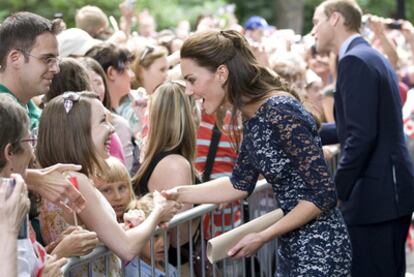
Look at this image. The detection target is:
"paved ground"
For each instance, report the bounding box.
[407,249,414,276]
[407,224,414,276]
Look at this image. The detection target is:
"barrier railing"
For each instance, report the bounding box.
[63,180,278,277]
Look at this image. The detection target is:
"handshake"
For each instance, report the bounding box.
[123,190,183,229]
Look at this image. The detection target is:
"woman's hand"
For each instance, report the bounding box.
[124,209,146,228]
[152,190,181,228]
[42,255,67,277]
[0,174,30,235]
[51,227,99,258]
[227,233,266,259]
[26,164,86,213]
[160,187,179,201]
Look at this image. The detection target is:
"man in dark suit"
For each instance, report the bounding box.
[312,1,414,276]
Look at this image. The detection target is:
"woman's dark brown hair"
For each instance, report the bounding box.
[46,57,92,103]
[79,56,112,110]
[180,29,304,148]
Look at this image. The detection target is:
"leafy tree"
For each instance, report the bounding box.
[0,0,226,32]
[1,0,414,35]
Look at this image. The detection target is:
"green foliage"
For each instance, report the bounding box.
[137,0,226,30]
[0,0,226,32]
[0,0,118,27]
[1,0,414,35]
[233,0,275,27]
[303,0,414,34]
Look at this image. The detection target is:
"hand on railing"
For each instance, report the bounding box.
[42,254,67,277]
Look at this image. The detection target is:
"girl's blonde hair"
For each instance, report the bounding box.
[132,45,168,88]
[135,193,154,218]
[100,157,136,211]
[132,82,198,194]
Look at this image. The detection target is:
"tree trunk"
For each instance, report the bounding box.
[274,0,306,34]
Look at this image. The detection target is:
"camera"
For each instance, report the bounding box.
[386,21,402,30]
[0,177,28,239]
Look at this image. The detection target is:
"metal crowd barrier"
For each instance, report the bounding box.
[63,180,278,277]
[62,149,341,277]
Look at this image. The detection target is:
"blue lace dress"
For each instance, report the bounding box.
[230,96,352,276]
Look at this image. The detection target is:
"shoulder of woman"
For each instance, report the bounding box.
[149,154,192,190]
[156,154,191,173]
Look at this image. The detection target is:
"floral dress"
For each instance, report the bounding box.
[230,96,352,276]
[39,189,122,277]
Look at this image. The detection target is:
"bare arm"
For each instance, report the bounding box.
[163,176,248,204]
[118,0,135,38]
[369,15,399,69]
[228,200,322,258]
[322,95,335,123]
[73,172,178,261]
[401,20,414,60]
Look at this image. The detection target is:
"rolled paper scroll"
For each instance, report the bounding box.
[206,208,284,263]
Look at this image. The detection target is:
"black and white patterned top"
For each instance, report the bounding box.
[230,96,352,276]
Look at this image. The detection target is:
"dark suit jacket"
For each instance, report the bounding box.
[325,37,414,225]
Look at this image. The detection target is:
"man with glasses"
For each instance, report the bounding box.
[0,13,86,224]
[0,11,61,130]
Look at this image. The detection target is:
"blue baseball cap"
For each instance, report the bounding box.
[244,16,269,30]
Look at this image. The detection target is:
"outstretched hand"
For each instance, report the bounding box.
[160,187,179,201]
[27,164,86,213]
[153,190,181,228]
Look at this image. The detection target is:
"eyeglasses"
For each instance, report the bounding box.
[63,91,80,114]
[20,133,37,148]
[139,45,155,63]
[18,49,60,68]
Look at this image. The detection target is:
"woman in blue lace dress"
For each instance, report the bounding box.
[163,29,351,276]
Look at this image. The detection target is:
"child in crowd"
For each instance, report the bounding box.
[94,156,136,222]
[125,193,178,277]
[94,157,177,276]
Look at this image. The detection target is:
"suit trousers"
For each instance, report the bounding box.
[348,214,411,277]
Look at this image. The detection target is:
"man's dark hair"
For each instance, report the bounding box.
[0,12,62,72]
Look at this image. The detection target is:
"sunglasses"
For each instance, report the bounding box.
[139,45,155,63]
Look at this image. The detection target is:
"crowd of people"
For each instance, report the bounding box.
[2,0,414,276]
